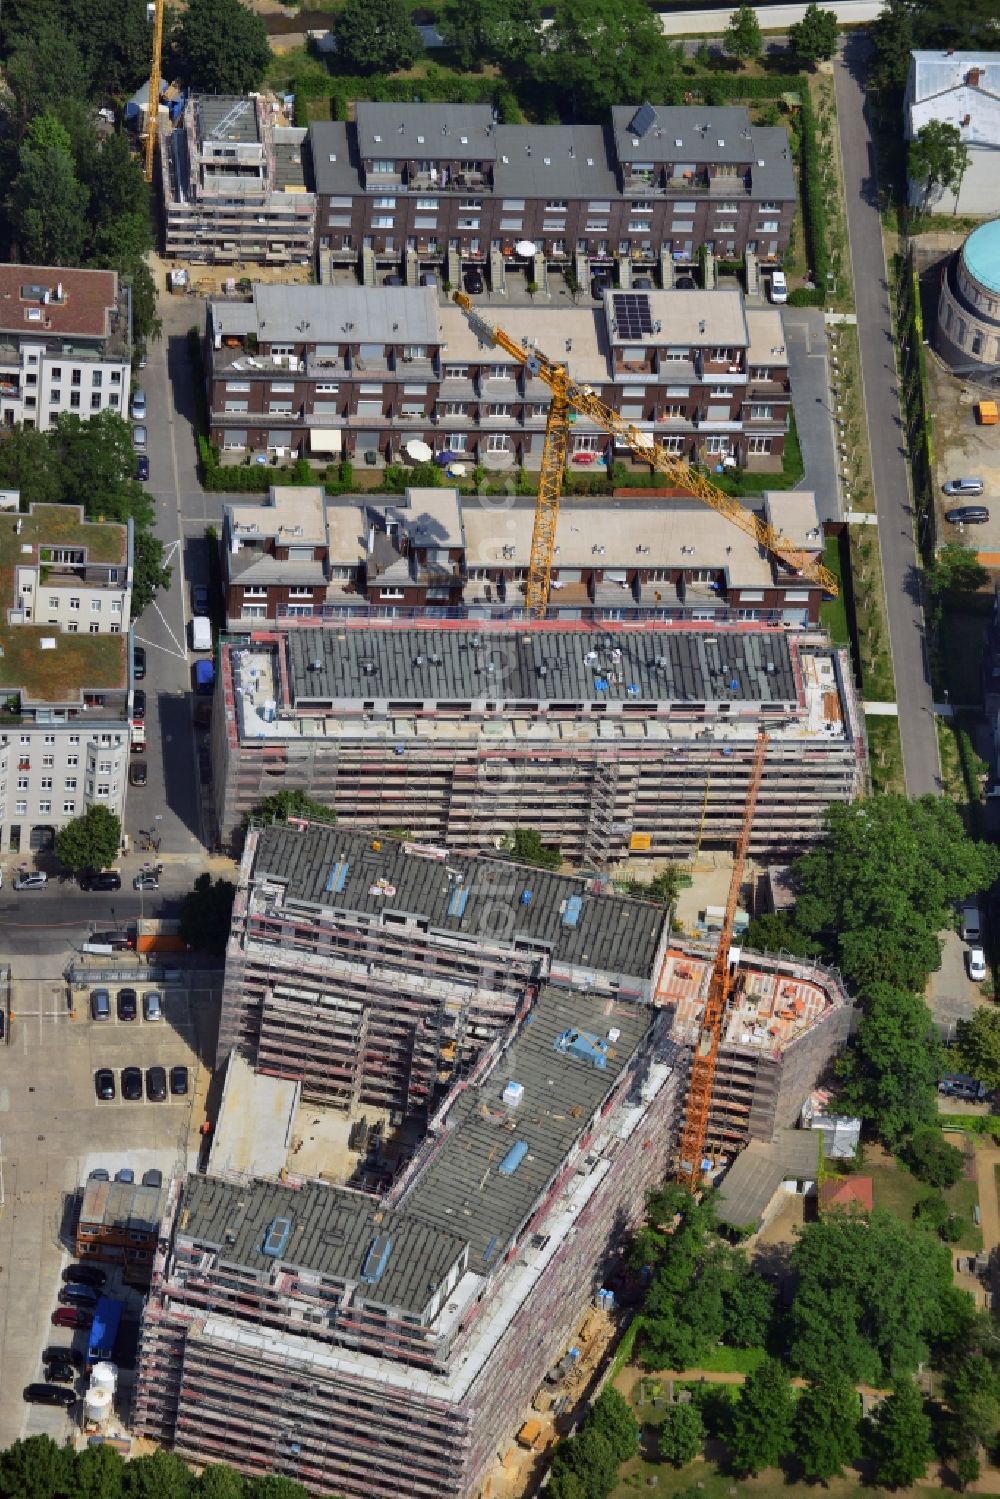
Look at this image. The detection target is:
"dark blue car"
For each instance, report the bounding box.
[136,455,150,481]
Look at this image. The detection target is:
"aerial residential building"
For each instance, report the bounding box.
[161,94,315,265]
[210,621,865,862]
[310,100,795,284]
[206,283,791,471]
[0,499,132,855]
[222,485,825,628]
[0,267,131,432]
[76,1176,168,1280]
[217,820,669,1091]
[905,52,1000,214]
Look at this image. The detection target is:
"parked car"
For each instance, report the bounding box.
[769,270,788,303]
[117,988,137,1022]
[133,870,158,890]
[143,1168,163,1188]
[143,990,163,1022]
[383,274,403,286]
[968,946,987,982]
[943,477,984,496]
[42,1346,84,1370]
[136,454,150,481]
[130,388,146,420]
[14,871,46,889]
[121,1066,143,1101]
[590,272,612,300]
[945,505,990,524]
[90,988,111,1022]
[463,267,484,295]
[146,1065,168,1102]
[115,1168,134,1183]
[94,1067,115,1101]
[132,424,147,450]
[88,1168,109,1181]
[52,1307,92,1329]
[129,762,148,788]
[80,870,122,892]
[133,644,146,681]
[88,930,134,951]
[41,1360,75,1385]
[169,1065,189,1097]
[23,1383,76,1406]
[674,276,697,289]
[419,272,438,287]
[960,900,983,943]
[192,583,210,616]
[132,689,146,721]
[62,1264,107,1289]
[632,276,654,290]
[58,1284,99,1307]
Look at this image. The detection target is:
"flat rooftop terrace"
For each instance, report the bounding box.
[655,947,838,1053]
[248,821,667,979]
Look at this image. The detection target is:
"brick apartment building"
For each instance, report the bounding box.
[206,283,791,472]
[210,621,865,862]
[221,484,825,627]
[310,100,795,283]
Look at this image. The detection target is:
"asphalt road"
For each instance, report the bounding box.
[834,37,941,796]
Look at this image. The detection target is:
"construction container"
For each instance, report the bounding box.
[976,400,998,425]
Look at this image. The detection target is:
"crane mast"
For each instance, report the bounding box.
[675,731,768,1190]
[451,292,838,611]
[143,0,166,184]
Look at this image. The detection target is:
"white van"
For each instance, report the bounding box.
[191,616,212,652]
[961,900,982,943]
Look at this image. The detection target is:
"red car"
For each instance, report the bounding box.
[52,1307,92,1329]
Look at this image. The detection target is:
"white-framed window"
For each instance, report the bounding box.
[415,198,439,210]
[373,196,396,209]
[63,800,76,814]
[270,382,296,395]
[66,756,78,767]
[705,436,730,454]
[42,755,53,768]
[747,436,772,454]
[89,622,100,634]
[760,221,779,232]
[403,345,427,360]
[659,435,684,453]
[38,800,51,814]
[225,401,249,414]
[226,382,251,394]
[444,365,469,379]
[64,778,77,790]
[16,777,27,791]
[97,783,110,798]
[241,605,267,619]
[316,383,340,394]
[664,348,689,362]
[370,159,394,173]
[111,600,121,614]
[373,216,394,229]
[489,366,513,380]
[759,201,779,212]
[69,598,80,611]
[486,433,511,452]
[40,777,52,790]
[48,597,58,609]
[90,599,101,612]
[15,800,26,815]
[749,404,773,420]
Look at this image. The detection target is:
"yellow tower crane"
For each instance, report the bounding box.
[452,292,839,615]
[142,0,166,184]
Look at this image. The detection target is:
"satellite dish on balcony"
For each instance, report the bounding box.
[515,240,537,258]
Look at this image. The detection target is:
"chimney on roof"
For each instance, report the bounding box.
[968,66,981,86]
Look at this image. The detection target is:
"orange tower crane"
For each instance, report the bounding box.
[675,730,768,1191]
[451,292,838,615]
[142,0,166,184]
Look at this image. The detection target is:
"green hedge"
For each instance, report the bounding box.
[788,287,825,307]
[329,70,523,122]
[799,92,830,294]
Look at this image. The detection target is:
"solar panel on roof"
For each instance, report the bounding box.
[612,293,653,340]
[628,102,657,138]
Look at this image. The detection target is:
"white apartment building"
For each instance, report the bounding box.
[0,501,133,855]
[0,267,132,433]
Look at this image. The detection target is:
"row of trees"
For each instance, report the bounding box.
[328,0,839,118]
[0,1438,315,1499]
[0,412,172,617]
[745,796,1000,1148]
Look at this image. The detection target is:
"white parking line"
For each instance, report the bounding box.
[141,597,187,661]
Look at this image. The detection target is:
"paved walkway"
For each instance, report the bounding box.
[975,1144,1000,1262]
[833,36,941,794]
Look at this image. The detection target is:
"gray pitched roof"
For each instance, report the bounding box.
[399,985,653,1267]
[251,822,667,980]
[176,1175,468,1316]
[285,625,798,706]
[309,121,359,196]
[355,102,498,161]
[611,104,757,164]
[493,125,618,199]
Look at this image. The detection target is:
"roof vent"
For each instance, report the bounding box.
[561,894,583,928]
[361,660,377,675]
[309,657,323,670]
[361,1232,393,1284]
[498,1140,529,1177]
[502,1080,524,1109]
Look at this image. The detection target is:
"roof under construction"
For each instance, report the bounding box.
[287,626,799,707]
[251,822,667,979]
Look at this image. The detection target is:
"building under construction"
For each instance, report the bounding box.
[211,621,866,865]
[217,821,670,1108]
[133,985,682,1498]
[657,943,853,1157]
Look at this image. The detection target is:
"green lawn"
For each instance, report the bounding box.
[612,1456,941,1499]
[820,535,850,645]
[866,716,906,795]
[865,1155,981,1251]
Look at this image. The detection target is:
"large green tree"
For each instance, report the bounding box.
[724,4,762,61]
[910,120,970,211]
[195,1466,246,1499]
[835,983,943,1147]
[925,543,988,600]
[334,0,422,74]
[56,805,122,873]
[0,1436,74,1499]
[871,0,1000,90]
[509,826,561,869]
[866,1380,933,1488]
[549,1427,617,1499]
[787,3,838,64]
[793,1373,862,1482]
[658,1402,705,1467]
[252,789,337,825]
[174,0,272,93]
[793,796,1000,994]
[726,1357,794,1476]
[956,1006,1000,1092]
[66,1441,126,1499]
[132,531,173,619]
[582,1388,640,1465]
[9,113,89,265]
[0,427,62,508]
[902,1125,963,1188]
[439,0,541,73]
[543,0,674,116]
[790,1209,960,1384]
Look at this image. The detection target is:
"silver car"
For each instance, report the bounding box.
[942,477,984,496]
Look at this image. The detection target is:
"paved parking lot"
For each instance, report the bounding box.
[928,927,989,1042]
[0,952,218,1449]
[927,353,1000,555]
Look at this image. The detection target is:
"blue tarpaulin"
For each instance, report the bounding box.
[87,1296,123,1363]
